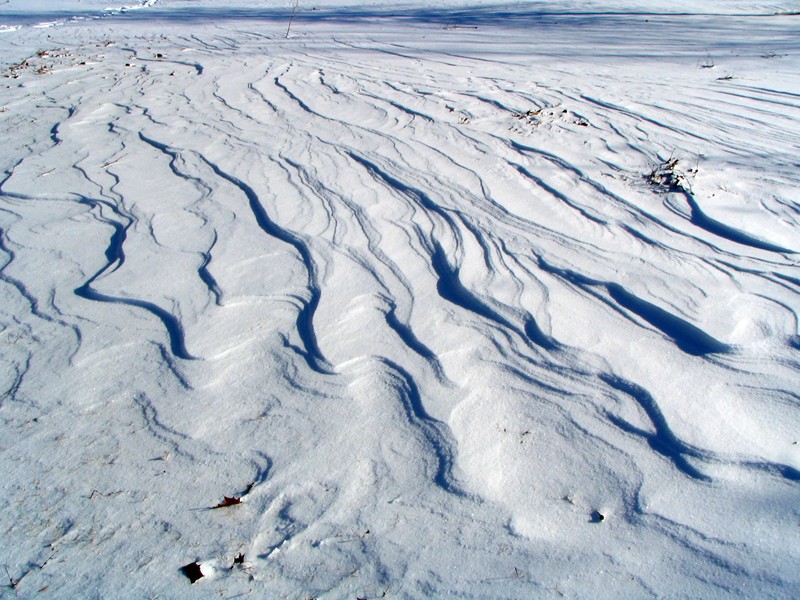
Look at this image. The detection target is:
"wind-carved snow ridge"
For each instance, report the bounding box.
[195,150,331,374]
[373,357,464,495]
[72,193,196,361]
[684,192,795,254]
[599,373,712,481]
[535,255,731,357]
[0,2,799,597]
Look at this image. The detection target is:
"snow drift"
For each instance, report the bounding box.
[1,0,799,597]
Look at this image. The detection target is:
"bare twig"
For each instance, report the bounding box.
[285,0,300,39]
[85,489,122,499]
[699,50,715,69]
[4,564,17,589]
[3,554,53,591]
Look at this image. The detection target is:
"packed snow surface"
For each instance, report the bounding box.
[1,0,799,597]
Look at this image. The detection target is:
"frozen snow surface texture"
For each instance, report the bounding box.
[1,0,799,597]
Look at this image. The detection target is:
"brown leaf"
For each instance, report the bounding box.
[212,496,242,509]
[180,562,204,584]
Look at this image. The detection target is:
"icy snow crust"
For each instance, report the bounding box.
[0,0,799,597]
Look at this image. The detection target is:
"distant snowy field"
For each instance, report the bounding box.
[1,0,799,597]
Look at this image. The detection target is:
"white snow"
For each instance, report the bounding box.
[1,0,799,597]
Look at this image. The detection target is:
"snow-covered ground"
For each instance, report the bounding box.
[1,0,799,597]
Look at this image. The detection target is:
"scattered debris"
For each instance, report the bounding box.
[6,60,29,79]
[512,106,588,131]
[646,155,695,192]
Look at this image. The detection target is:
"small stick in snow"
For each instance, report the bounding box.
[285,0,300,39]
[3,564,17,589]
